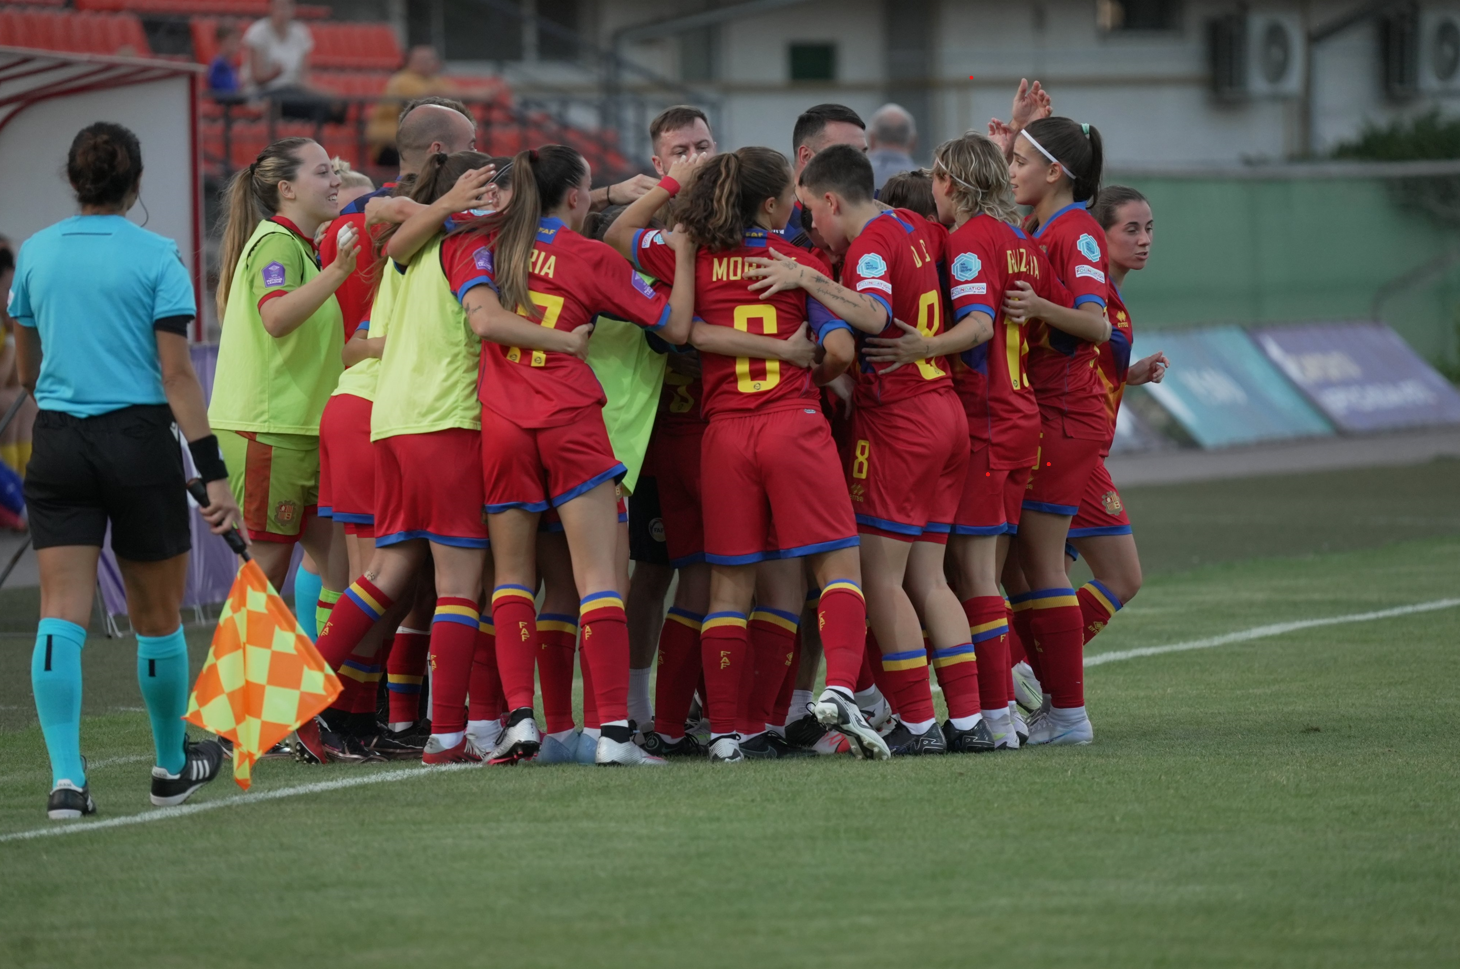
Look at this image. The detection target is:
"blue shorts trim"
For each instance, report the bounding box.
[855,514,923,537]
[950,523,1010,537]
[486,498,552,514]
[374,529,491,549]
[1067,525,1133,538]
[1022,499,1079,516]
[773,536,861,560]
[316,506,333,518]
[669,551,707,569]
[1065,542,1079,562]
[921,522,953,535]
[552,463,627,508]
[705,549,776,566]
[330,511,375,525]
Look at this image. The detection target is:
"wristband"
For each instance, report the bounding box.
[187,434,229,484]
[657,176,681,197]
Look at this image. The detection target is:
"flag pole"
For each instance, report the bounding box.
[185,478,250,562]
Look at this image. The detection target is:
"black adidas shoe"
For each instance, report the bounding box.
[324,729,385,764]
[363,726,426,761]
[783,712,829,749]
[883,719,948,756]
[640,731,705,759]
[150,739,225,807]
[942,718,997,754]
[740,732,815,760]
[47,780,97,820]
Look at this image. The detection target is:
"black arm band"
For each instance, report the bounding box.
[188,434,229,484]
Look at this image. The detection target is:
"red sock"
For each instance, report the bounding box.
[855,643,876,693]
[742,608,797,735]
[386,627,430,724]
[653,608,703,738]
[1077,580,1121,644]
[580,591,630,724]
[930,638,980,721]
[1010,594,1042,682]
[700,611,748,735]
[537,612,579,733]
[579,644,598,728]
[963,596,1010,713]
[316,577,393,674]
[864,629,898,715]
[348,638,389,715]
[467,615,504,723]
[1005,598,1028,665]
[490,584,538,712]
[879,646,936,724]
[817,581,866,693]
[771,629,802,728]
[1028,588,1085,708]
[428,597,481,734]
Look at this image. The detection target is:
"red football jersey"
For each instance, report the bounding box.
[632,226,851,421]
[841,209,953,408]
[1097,284,1135,439]
[657,366,707,431]
[1026,203,1111,442]
[446,217,672,429]
[318,184,400,340]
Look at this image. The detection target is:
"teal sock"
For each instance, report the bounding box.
[137,627,190,775]
[295,564,324,641]
[32,618,87,788]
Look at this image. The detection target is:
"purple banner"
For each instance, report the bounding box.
[1252,323,1460,433]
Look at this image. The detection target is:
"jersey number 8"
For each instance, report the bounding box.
[733,304,780,393]
[913,291,946,381]
[507,291,565,367]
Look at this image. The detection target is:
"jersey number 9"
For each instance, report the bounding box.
[733,304,780,394]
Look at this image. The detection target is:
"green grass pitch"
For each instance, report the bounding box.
[1,459,1457,968]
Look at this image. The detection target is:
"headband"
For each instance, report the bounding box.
[492,161,513,184]
[932,156,982,195]
[1021,130,1074,179]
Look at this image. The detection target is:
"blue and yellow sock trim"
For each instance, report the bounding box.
[538,612,579,635]
[666,607,704,631]
[969,618,1008,643]
[1027,587,1078,610]
[1082,579,1122,616]
[387,673,423,694]
[344,581,386,621]
[881,648,928,672]
[492,584,536,606]
[433,602,481,628]
[931,643,977,668]
[820,579,864,602]
[340,659,383,683]
[750,606,799,633]
[703,611,748,632]
[580,591,625,617]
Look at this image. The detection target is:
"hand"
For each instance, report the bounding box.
[608,173,659,206]
[825,373,855,419]
[863,318,929,374]
[665,349,701,379]
[328,224,360,277]
[666,151,711,186]
[1127,350,1169,386]
[777,321,819,369]
[666,222,698,255]
[987,118,1015,156]
[440,164,497,214]
[1009,78,1051,131]
[1003,280,1040,324]
[363,195,392,229]
[313,219,332,249]
[744,249,806,296]
[200,479,246,540]
[560,323,594,361]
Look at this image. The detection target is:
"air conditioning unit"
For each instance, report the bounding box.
[1419,8,1460,93]
[1209,10,1306,100]
[1380,5,1421,100]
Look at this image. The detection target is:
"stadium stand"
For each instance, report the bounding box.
[74,0,331,18]
[0,8,152,57]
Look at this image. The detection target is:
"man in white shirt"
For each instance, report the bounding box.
[244,0,340,123]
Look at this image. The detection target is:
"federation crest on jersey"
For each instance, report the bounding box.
[951,252,982,281]
[856,252,888,278]
[630,272,656,299]
[472,247,493,271]
[1101,490,1123,515]
[1077,233,1100,261]
[262,261,286,287]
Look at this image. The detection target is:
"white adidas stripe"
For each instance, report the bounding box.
[3,597,1458,845]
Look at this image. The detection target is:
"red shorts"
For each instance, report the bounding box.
[701,407,858,565]
[481,404,623,513]
[373,428,490,548]
[649,428,705,567]
[540,496,629,533]
[318,393,376,538]
[1068,456,1131,537]
[848,389,966,543]
[1023,422,1103,517]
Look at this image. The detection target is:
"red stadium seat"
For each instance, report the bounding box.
[1,10,153,57]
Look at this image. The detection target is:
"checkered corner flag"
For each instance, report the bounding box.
[181,479,341,790]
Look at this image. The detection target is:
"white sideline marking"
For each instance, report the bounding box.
[0,764,473,844]
[1084,598,1460,668]
[4,597,1458,845]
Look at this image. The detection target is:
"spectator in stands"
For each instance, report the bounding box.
[207,22,242,96]
[867,103,918,191]
[243,0,343,124]
[367,46,456,166]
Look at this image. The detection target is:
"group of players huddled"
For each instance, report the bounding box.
[207,78,1167,767]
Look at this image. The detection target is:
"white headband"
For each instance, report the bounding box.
[1021,130,1074,180]
[933,158,981,194]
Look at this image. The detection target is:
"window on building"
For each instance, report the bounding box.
[1097,0,1180,32]
[789,42,836,82]
[681,26,717,82]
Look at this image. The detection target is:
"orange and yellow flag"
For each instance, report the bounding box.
[185,560,342,789]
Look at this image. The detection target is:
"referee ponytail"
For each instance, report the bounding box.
[215,137,314,320]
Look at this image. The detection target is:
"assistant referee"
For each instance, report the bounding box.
[9,122,242,821]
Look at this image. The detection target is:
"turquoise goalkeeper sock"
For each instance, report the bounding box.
[294,563,324,641]
[137,627,190,775]
[31,618,87,788]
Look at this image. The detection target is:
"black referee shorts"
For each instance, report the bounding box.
[627,474,670,566]
[25,404,191,562]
